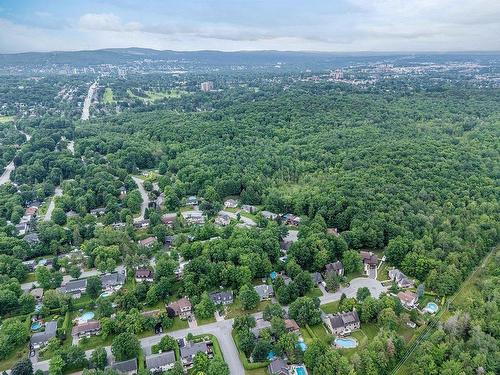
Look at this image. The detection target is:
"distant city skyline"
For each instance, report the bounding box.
[0,0,499,53]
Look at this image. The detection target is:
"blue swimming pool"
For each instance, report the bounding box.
[267,351,276,360]
[295,366,307,375]
[78,311,95,322]
[270,271,278,280]
[297,341,307,351]
[334,337,358,349]
[425,302,439,313]
[31,321,42,331]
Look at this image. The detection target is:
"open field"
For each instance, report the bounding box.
[0,115,15,123]
[103,87,115,104]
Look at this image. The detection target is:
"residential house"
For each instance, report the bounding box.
[311,272,324,284]
[101,272,126,289]
[280,230,298,252]
[16,222,29,236]
[133,219,150,229]
[30,288,44,302]
[180,341,212,367]
[325,261,344,277]
[388,269,414,288]
[360,251,378,278]
[60,278,87,298]
[135,268,154,282]
[181,211,205,225]
[90,207,106,217]
[109,358,138,375]
[398,291,418,309]
[209,290,233,305]
[282,214,301,226]
[22,259,37,271]
[185,196,198,206]
[324,311,361,336]
[138,236,157,248]
[261,211,278,220]
[161,213,177,227]
[167,297,192,319]
[284,319,300,333]
[241,205,257,213]
[112,222,126,229]
[23,233,40,246]
[72,320,101,337]
[215,213,231,226]
[268,358,289,375]
[251,318,272,338]
[223,199,238,208]
[254,284,274,301]
[25,206,38,216]
[327,227,340,236]
[30,321,57,349]
[146,351,176,373]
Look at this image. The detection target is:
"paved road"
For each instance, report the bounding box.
[44,186,63,221]
[220,210,256,227]
[81,81,98,121]
[132,176,150,220]
[0,160,15,186]
[319,277,387,304]
[28,277,386,374]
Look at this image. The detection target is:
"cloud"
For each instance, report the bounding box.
[78,13,141,32]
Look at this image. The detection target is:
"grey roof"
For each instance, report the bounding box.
[24,233,40,244]
[101,272,126,287]
[180,342,209,359]
[254,284,274,299]
[30,320,57,345]
[251,319,272,337]
[110,358,138,373]
[146,351,176,369]
[325,261,343,273]
[311,272,323,283]
[209,290,233,304]
[268,358,289,375]
[61,278,87,293]
[330,311,360,329]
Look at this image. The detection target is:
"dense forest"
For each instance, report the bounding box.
[0,70,498,374]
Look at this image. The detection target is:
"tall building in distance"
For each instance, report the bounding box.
[332,69,343,80]
[200,81,214,92]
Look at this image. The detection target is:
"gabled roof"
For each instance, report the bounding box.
[146,351,176,369]
[61,278,87,292]
[325,261,343,273]
[254,284,274,299]
[30,320,57,345]
[72,320,101,335]
[110,358,138,373]
[329,311,360,329]
[180,341,209,359]
[101,272,126,287]
[268,358,289,375]
[209,290,233,303]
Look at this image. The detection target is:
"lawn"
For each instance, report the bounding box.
[78,333,114,351]
[166,317,189,332]
[127,89,188,102]
[191,334,223,360]
[344,270,364,282]
[377,262,389,281]
[245,369,267,375]
[196,315,216,326]
[0,345,29,371]
[0,115,14,123]
[225,299,271,319]
[321,300,339,314]
[23,272,37,283]
[103,87,115,104]
[306,287,323,298]
[308,324,332,345]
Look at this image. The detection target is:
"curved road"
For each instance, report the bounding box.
[28,277,386,374]
[0,127,32,186]
[44,187,63,221]
[132,176,150,220]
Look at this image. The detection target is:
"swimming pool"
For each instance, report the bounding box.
[100,291,113,298]
[31,321,42,331]
[334,337,358,349]
[78,311,95,323]
[267,351,276,360]
[425,302,439,313]
[297,340,307,352]
[295,366,307,375]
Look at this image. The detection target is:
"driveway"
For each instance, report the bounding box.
[220,210,256,227]
[44,186,63,222]
[319,277,388,305]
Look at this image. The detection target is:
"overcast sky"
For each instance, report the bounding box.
[0,0,499,53]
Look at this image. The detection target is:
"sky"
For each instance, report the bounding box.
[0,0,499,53]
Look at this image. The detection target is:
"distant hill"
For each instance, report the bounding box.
[1,48,497,68]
